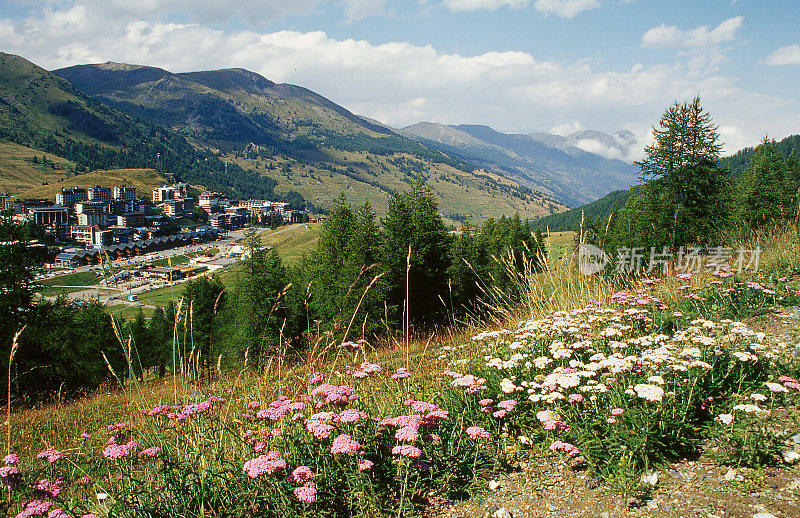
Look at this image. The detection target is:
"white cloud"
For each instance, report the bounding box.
[764,44,800,66]
[642,16,743,49]
[550,121,582,135]
[443,0,600,18]
[0,7,794,159]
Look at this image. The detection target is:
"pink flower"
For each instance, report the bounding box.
[360,361,382,374]
[308,372,326,385]
[465,426,490,440]
[611,408,624,416]
[36,448,64,463]
[107,422,128,431]
[606,418,617,424]
[549,440,580,456]
[3,453,19,465]
[15,500,52,518]
[331,434,361,455]
[76,476,93,485]
[497,400,517,412]
[79,432,91,440]
[139,447,162,458]
[289,466,313,484]
[82,515,101,518]
[358,459,374,471]
[395,426,419,442]
[335,409,367,424]
[392,445,422,458]
[294,482,317,503]
[243,451,287,478]
[479,399,494,406]
[47,508,70,518]
[391,368,412,380]
[567,394,584,404]
[103,442,133,460]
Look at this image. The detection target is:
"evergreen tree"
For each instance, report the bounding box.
[233,230,291,369]
[146,306,171,377]
[614,96,728,253]
[735,138,793,229]
[182,276,226,376]
[381,181,451,326]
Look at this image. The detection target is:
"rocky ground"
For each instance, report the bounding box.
[430,308,800,518]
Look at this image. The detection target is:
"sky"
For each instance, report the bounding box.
[1,0,798,161]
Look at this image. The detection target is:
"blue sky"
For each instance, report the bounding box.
[1,0,798,159]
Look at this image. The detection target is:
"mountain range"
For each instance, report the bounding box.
[398,123,638,206]
[4,52,641,221]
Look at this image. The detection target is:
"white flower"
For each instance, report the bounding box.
[782,451,800,464]
[500,378,516,394]
[716,413,734,425]
[732,351,758,362]
[765,382,789,393]
[750,393,767,402]
[634,384,664,402]
[732,404,768,414]
[646,375,665,385]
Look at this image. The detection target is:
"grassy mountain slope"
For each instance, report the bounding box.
[400,122,639,207]
[53,62,565,222]
[0,141,166,199]
[0,53,293,204]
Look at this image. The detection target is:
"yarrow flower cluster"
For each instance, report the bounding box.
[243,451,287,478]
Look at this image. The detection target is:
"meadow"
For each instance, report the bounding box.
[4,226,800,518]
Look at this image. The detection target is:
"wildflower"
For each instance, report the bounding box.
[750,393,767,402]
[336,408,367,424]
[82,515,101,518]
[733,404,767,415]
[633,384,664,402]
[606,418,617,424]
[294,482,317,503]
[76,476,93,485]
[359,361,382,374]
[465,426,491,440]
[3,453,19,465]
[289,466,313,484]
[36,448,65,463]
[765,382,789,393]
[330,434,361,455]
[243,451,287,477]
[716,413,734,425]
[107,422,128,431]
[308,372,326,385]
[564,393,582,404]
[395,426,419,442]
[413,460,429,470]
[80,432,91,440]
[392,445,422,458]
[782,451,800,464]
[15,500,52,518]
[391,368,412,380]
[497,400,517,412]
[549,440,580,456]
[358,459,374,471]
[139,447,162,458]
[103,441,137,460]
[611,408,624,416]
[47,509,70,518]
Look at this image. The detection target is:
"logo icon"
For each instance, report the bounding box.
[577,244,609,275]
